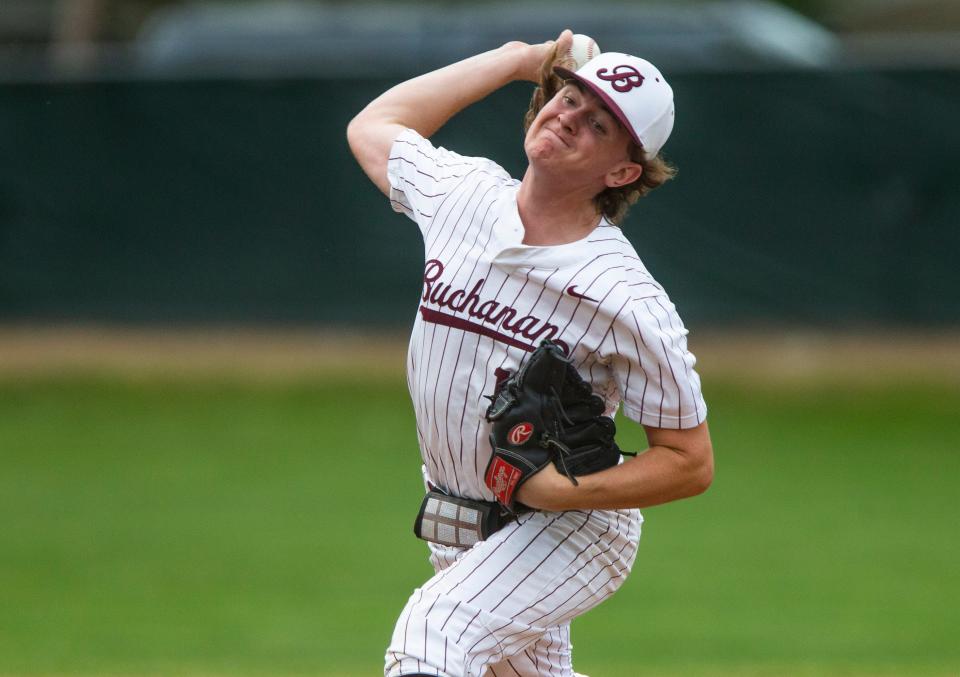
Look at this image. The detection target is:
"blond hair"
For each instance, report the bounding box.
[522,47,677,225]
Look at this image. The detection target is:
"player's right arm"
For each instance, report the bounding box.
[346,31,572,196]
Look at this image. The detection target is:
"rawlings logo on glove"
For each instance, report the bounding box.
[485,457,523,504]
[507,423,535,445]
[483,339,629,511]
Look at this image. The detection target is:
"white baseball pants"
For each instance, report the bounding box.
[385,507,641,677]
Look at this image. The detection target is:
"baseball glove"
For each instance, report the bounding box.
[483,339,627,511]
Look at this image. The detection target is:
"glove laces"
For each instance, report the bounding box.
[543,386,637,487]
[544,387,580,486]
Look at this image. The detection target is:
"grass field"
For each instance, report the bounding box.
[1,333,959,676]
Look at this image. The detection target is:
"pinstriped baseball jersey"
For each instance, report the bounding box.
[383,128,707,676]
[388,128,706,503]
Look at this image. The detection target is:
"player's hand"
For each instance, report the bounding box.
[507,29,573,84]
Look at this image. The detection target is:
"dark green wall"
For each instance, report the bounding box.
[1,71,958,328]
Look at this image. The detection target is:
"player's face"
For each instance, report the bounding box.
[525,83,642,189]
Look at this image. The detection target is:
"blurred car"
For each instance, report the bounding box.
[133,0,841,77]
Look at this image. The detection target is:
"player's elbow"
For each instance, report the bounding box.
[669,434,713,499]
[346,111,382,162]
[688,439,714,496]
[346,113,401,196]
[345,114,368,163]
[346,107,400,157]
[662,423,714,498]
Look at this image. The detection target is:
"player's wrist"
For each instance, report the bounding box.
[515,464,579,511]
[495,41,536,83]
[500,39,556,84]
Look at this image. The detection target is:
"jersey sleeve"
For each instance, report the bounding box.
[601,294,707,429]
[387,128,499,233]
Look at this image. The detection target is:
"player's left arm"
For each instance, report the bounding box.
[515,421,714,511]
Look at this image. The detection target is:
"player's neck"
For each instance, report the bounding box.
[517,172,602,246]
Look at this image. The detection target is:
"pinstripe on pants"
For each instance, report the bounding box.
[385,507,641,676]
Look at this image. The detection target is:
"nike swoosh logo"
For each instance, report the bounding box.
[566,286,598,303]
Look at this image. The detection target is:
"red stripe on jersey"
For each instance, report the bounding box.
[420,307,536,353]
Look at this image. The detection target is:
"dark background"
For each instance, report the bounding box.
[2,71,959,328]
[2,0,959,333]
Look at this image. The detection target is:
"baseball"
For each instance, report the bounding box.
[564,33,601,70]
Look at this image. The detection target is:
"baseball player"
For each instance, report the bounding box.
[347,29,714,677]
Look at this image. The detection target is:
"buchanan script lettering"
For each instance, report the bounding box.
[420,259,567,352]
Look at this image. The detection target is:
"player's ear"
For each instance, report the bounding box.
[604,161,643,189]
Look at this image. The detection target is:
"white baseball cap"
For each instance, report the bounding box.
[554,51,675,159]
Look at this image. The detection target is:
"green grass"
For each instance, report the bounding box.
[0,376,958,676]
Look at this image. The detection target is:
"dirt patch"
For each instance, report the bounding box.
[0,325,408,382]
[1,324,958,386]
[689,328,960,386]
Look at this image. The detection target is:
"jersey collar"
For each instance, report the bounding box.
[491,184,616,268]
